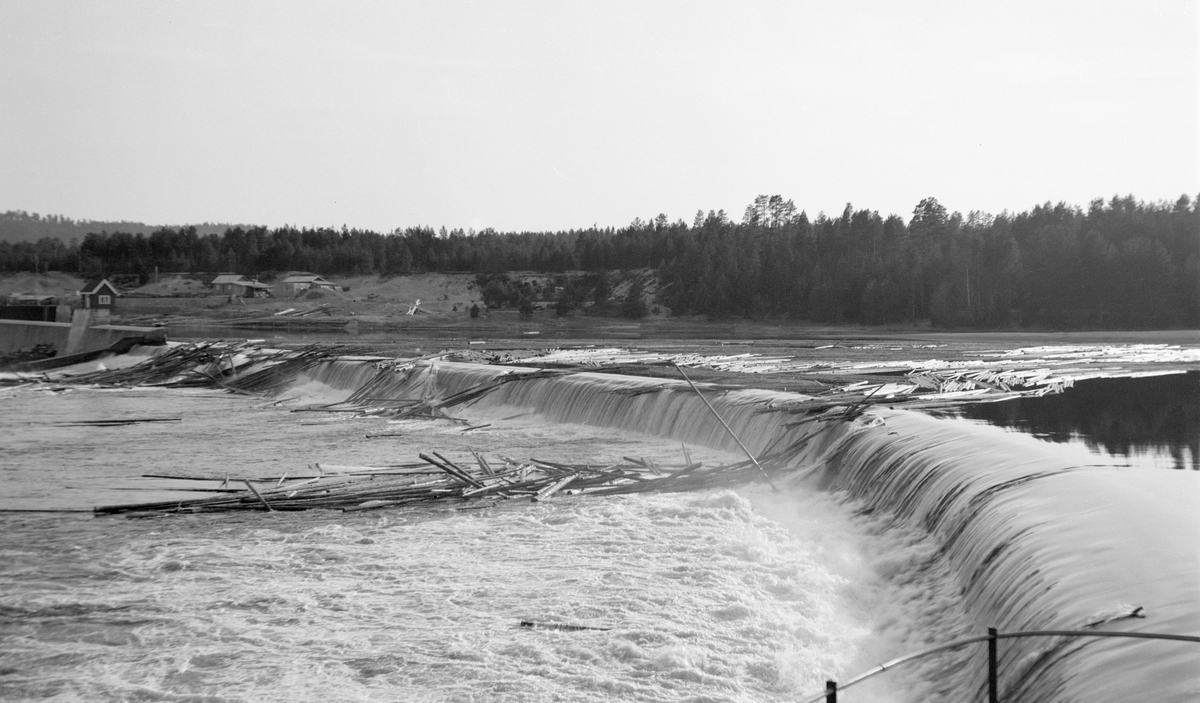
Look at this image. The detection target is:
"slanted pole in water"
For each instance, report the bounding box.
[243,480,274,512]
[672,362,778,492]
[988,627,999,703]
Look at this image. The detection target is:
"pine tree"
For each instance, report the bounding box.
[620,278,648,318]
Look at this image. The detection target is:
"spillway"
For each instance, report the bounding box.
[293,358,1200,702]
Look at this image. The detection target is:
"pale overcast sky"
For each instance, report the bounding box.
[1,1,1196,232]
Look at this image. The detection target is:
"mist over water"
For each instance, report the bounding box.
[2,359,1197,701]
[2,492,892,702]
[0,384,973,702]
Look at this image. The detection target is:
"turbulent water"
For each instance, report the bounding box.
[1,356,1197,702]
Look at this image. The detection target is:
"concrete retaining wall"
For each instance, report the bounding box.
[0,318,165,354]
[0,320,70,353]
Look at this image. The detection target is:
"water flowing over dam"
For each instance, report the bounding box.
[294,358,1200,701]
[2,349,1196,702]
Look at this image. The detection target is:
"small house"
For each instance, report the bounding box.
[212,274,272,298]
[239,280,272,297]
[277,274,340,297]
[79,278,120,312]
[211,274,249,295]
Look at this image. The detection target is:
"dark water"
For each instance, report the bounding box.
[959,371,1200,470]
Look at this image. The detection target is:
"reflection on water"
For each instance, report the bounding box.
[959,371,1200,470]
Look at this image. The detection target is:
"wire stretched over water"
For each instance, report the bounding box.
[797,629,1200,703]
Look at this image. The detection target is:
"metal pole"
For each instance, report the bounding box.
[796,628,1199,703]
[825,680,837,703]
[988,627,999,703]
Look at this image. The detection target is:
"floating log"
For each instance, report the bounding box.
[243,480,274,511]
[519,620,611,632]
[47,417,181,426]
[532,475,576,502]
[419,452,485,488]
[469,447,494,476]
[97,439,819,517]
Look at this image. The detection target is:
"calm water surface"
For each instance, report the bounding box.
[959,371,1200,470]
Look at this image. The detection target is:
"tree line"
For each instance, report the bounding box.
[1,194,1195,329]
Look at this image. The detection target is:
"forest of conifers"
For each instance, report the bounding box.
[2,194,1197,329]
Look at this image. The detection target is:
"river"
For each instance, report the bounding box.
[1,348,1196,702]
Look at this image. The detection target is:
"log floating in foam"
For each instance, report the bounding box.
[95,433,823,517]
[519,620,611,632]
[532,475,576,502]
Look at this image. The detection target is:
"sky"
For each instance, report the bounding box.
[1,1,1196,232]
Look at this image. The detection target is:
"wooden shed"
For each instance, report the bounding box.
[211,274,250,295]
[212,274,272,297]
[277,274,340,297]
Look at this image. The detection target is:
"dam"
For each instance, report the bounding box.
[0,345,1196,702]
[296,357,1199,702]
[0,312,166,360]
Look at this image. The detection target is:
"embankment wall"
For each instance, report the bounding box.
[0,319,165,354]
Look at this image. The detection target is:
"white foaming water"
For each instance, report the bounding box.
[2,358,1196,702]
[0,382,968,703]
[329,360,1200,701]
[1,491,885,702]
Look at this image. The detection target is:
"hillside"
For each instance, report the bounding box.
[3,194,1196,330]
[0,270,666,324]
[0,211,239,244]
[0,271,87,298]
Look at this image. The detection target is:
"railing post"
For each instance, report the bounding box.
[988,627,999,703]
[825,680,837,703]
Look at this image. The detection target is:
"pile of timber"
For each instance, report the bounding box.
[271,305,334,318]
[221,344,372,395]
[27,339,1050,418]
[28,342,1193,427]
[450,344,1200,408]
[40,342,371,393]
[94,443,812,518]
[300,366,564,422]
[55,342,237,388]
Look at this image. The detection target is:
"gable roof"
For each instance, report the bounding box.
[281,274,331,284]
[212,274,249,285]
[79,278,120,295]
[7,293,57,304]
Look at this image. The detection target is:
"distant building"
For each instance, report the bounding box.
[79,278,120,312]
[211,274,272,297]
[0,294,64,322]
[5,294,58,306]
[211,273,249,295]
[277,274,340,297]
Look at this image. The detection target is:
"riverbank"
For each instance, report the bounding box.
[5,271,1198,346]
